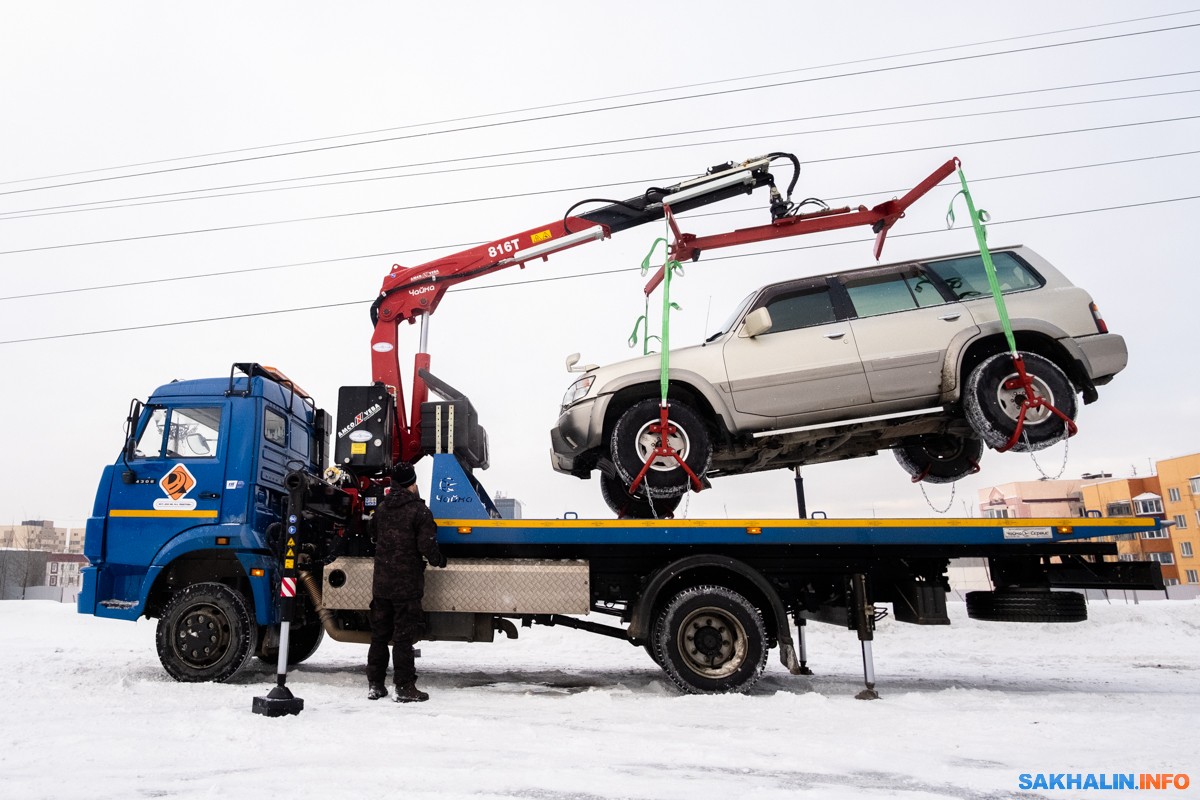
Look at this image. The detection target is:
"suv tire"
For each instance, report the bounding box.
[894,433,983,484]
[964,351,1077,452]
[610,398,711,498]
[599,472,682,519]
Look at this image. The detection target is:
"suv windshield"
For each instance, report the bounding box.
[706,291,757,342]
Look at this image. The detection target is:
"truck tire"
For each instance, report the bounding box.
[964,351,1077,452]
[257,623,325,667]
[610,399,711,499]
[599,473,681,519]
[965,589,1087,623]
[654,585,767,694]
[893,433,984,484]
[156,582,258,683]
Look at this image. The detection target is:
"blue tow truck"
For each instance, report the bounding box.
[79,363,1163,695]
[80,156,1161,694]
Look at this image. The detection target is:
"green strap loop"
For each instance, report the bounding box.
[948,166,1017,356]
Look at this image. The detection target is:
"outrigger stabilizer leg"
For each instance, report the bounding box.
[852,573,880,700]
[253,480,307,716]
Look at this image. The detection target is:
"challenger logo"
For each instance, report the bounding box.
[160,464,196,500]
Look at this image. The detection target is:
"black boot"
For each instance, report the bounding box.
[367,683,388,700]
[393,682,429,703]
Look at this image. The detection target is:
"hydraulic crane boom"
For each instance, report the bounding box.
[368,152,957,464]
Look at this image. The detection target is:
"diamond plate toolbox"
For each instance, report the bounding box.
[321,557,590,614]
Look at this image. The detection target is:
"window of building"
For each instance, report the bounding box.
[1117,553,1136,562]
[1169,487,1181,503]
[1141,529,1168,540]
[1164,578,1180,587]
[1187,569,1199,584]
[1106,501,1132,517]
[1175,514,1189,530]
[1134,496,1163,515]
[1182,542,1194,558]
[1190,477,1200,494]
[1146,552,1175,565]
[984,508,1011,519]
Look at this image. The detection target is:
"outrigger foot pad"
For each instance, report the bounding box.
[253,684,305,717]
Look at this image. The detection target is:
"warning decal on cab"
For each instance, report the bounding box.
[154,464,199,511]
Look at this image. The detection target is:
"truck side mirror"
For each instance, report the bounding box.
[741,307,773,338]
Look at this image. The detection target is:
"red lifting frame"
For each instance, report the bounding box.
[631,159,959,503]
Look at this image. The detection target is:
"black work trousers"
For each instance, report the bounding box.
[367,597,423,687]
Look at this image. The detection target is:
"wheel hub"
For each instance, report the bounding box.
[633,418,691,471]
[175,604,230,668]
[995,371,1055,425]
[677,607,747,678]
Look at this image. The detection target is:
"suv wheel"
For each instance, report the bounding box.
[894,433,984,484]
[964,351,1077,452]
[599,473,682,519]
[610,398,712,498]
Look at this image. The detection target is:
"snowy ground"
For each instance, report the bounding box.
[1,599,1197,800]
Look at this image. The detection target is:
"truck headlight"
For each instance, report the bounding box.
[561,376,595,407]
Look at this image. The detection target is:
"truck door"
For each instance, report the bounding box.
[104,404,228,570]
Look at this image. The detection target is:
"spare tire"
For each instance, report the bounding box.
[965,589,1087,623]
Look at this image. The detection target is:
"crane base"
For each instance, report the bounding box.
[252,684,305,717]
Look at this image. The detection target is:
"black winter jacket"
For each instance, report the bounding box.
[370,487,445,601]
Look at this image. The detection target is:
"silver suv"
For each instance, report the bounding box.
[550,246,1126,517]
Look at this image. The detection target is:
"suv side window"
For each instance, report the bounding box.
[924,252,1042,299]
[761,285,836,333]
[841,267,944,318]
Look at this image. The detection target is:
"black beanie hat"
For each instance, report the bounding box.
[391,461,417,488]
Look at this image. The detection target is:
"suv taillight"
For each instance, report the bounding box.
[1090,302,1108,334]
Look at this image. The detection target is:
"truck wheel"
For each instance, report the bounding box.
[894,433,983,484]
[599,473,682,519]
[156,582,258,683]
[965,589,1087,623]
[610,399,711,499]
[964,351,1077,452]
[654,585,767,694]
[257,623,325,666]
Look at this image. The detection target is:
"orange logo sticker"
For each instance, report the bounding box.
[160,464,197,500]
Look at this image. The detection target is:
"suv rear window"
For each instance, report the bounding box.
[925,252,1042,300]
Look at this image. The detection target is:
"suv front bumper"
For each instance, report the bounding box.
[549,396,609,475]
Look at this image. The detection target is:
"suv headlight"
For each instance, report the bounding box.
[561,376,595,407]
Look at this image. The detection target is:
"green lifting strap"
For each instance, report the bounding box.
[636,237,683,404]
[947,163,1018,356]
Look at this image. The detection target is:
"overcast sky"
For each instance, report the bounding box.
[2,2,1198,526]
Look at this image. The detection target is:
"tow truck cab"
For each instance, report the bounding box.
[79,364,330,627]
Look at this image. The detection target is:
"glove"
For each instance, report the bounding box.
[429,554,447,568]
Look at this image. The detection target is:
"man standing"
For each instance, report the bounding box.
[367,461,446,703]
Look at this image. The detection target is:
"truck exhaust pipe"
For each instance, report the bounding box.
[298,570,372,644]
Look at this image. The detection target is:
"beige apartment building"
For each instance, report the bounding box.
[0,520,83,555]
[978,452,1200,587]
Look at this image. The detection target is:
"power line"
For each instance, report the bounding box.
[3,113,1198,258]
[5,148,1197,302]
[3,194,1196,346]
[3,21,1197,200]
[5,9,1195,189]
[5,74,1198,222]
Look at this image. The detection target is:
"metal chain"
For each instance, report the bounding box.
[919,479,957,514]
[1024,429,1071,480]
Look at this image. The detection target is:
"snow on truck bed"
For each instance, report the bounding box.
[1,599,1197,800]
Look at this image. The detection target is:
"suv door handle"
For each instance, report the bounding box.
[939,313,962,321]
[199,491,221,500]
[824,331,846,340]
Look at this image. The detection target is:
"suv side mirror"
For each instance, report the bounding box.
[741,307,773,338]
